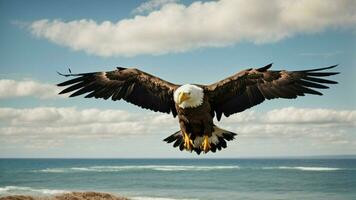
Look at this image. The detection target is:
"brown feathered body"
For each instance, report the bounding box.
[176,96,213,136]
[170,95,237,154]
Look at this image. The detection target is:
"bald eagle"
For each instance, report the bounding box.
[58,64,338,154]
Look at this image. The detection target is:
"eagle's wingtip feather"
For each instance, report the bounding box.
[257,63,273,72]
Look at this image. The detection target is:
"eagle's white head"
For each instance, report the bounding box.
[174,84,204,108]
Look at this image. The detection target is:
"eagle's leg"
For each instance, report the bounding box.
[201,135,211,153]
[183,132,194,151]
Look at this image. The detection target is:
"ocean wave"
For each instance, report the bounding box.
[0,186,67,195]
[32,165,349,173]
[132,197,199,200]
[34,165,240,173]
[262,166,342,171]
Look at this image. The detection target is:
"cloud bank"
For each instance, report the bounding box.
[1,107,355,149]
[0,79,60,99]
[28,0,356,57]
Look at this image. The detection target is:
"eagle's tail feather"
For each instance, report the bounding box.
[163,126,237,154]
[208,126,237,153]
[163,130,180,143]
[163,130,186,151]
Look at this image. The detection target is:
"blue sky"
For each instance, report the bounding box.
[0,0,355,158]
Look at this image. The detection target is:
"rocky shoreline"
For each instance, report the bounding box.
[0,192,129,200]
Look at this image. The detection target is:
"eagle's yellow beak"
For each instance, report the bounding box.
[178,92,190,104]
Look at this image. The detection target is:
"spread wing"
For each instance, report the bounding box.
[57,67,180,116]
[203,64,339,121]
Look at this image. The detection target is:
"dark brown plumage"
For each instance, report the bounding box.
[202,64,339,121]
[57,64,338,154]
[58,67,179,116]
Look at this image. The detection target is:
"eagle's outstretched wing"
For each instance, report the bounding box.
[58,67,180,116]
[203,64,339,121]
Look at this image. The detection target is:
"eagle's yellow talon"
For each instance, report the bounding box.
[201,135,211,153]
[183,132,194,151]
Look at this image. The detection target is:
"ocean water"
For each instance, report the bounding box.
[0,159,355,200]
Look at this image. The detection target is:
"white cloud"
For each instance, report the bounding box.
[221,108,356,143]
[132,0,179,14]
[222,107,356,125]
[28,0,356,57]
[263,107,356,125]
[0,107,177,137]
[0,107,355,148]
[0,79,60,99]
